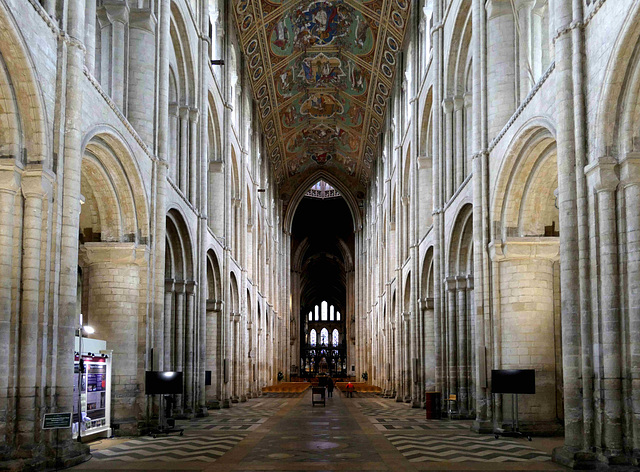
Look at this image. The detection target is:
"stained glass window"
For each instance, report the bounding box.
[310,329,317,347]
[320,328,329,346]
[332,329,339,346]
[321,301,328,320]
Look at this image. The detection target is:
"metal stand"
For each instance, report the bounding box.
[494,394,532,441]
[149,395,184,438]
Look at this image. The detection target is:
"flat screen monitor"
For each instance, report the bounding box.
[145,371,183,395]
[491,369,535,394]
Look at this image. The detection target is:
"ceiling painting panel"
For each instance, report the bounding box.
[233,0,410,195]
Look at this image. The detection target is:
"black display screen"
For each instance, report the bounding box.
[491,369,535,394]
[145,371,183,395]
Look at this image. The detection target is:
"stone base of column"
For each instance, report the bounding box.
[471,419,494,434]
[239,395,247,402]
[552,446,597,470]
[411,398,422,408]
[221,398,231,408]
[195,407,208,417]
[0,439,90,472]
[395,394,403,402]
[403,395,411,403]
[207,400,221,410]
[597,449,634,466]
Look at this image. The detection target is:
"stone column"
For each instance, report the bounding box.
[552,0,584,462]
[446,277,457,400]
[56,0,88,455]
[128,9,157,145]
[456,276,468,416]
[620,154,640,455]
[84,0,97,74]
[586,158,622,457]
[169,104,179,182]
[486,0,516,139]
[516,0,535,100]
[179,107,189,194]
[0,168,19,449]
[403,312,411,402]
[174,281,186,413]
[184,281,197,415]
[102,2,129,111]
[81,243,148,435]
[454,96,464,189]
[443,98,454,200]
[464,92,473,180]
[164,279,175,369]
[17,168,53,445]
[189,108,199,204]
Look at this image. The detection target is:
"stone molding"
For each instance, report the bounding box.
[129,8,157,32]
[21,166,54,199]
[165,278,175,292]
[585,156,619,193]
[186,280,197,294]
[174,280,187,293]
[619,152,640,188]
[442,97,454,114]
[101,1,130,24]
[80,242,149,265]
[489,237,560,261]
[0,166,22,194]
[206,298,224,312]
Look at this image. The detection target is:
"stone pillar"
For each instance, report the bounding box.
[174,281,185,412]
[464,92,473,179]
[516,0,535,100]
[164,279,175,369]
[443,98,454,200]
[179,107,189,193]
[446,277,458,400]
[81,243,148,435]
[43,0,55,17]
[128,9,157,145]
[184,281,197,415]
[56,0,89,456]
[189,109,199,204]
[620,154,640,456]
[17,168,53,445]
[454,96,464,189]
[403,312,411,402]
[169,104,179,182]
[456,276,468,416]
[84,0,97,73]
[492,239,560,431]
[552,0,584,462]
[0,168,19,450]
[486,0,516,139]
[586,158,623,458]
[102,2,129,111]
[206,300,222,409]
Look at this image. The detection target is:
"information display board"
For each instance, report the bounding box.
[73,352,112,439]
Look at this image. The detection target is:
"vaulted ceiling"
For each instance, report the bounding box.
[232,0,411,198]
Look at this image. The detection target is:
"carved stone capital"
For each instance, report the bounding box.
[442,97,454,114]
[165,278,175,292]
[174,280,186,293]
[186,280,197,294]
[489,237,560,261]
[0,165,22,194]
[21,166,54,199]
[619,152,640,188]
[585,156,619,193]
[129,8,156,32]
[80,242,149,266]
[101,1,130,24]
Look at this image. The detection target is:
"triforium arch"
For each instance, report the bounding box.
[0,1,48,165]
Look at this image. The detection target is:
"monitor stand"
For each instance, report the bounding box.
[494,394,532,441]
[149,394,184,438]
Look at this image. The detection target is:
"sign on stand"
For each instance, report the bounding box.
[43,412,72,430]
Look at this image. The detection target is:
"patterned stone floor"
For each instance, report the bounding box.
[70,391,567,471]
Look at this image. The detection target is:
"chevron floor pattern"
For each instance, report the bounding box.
[90,435,246,462]
[385,433,552,462]
[371,417,469,431]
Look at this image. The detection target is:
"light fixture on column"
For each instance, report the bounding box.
[211,59,225,66]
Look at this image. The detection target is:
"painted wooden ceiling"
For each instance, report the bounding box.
[232,0,411,196]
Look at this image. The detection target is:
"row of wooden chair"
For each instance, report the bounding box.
[262,382,311,393]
